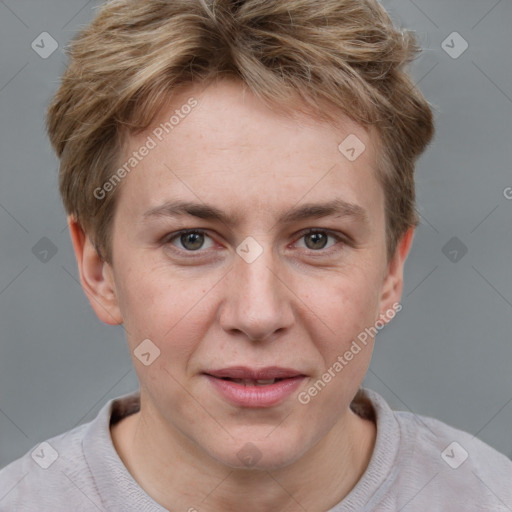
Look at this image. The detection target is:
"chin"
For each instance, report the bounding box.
[207,431,310,471]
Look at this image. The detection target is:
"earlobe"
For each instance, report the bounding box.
[68,216,123,325]
[378,227,415,322]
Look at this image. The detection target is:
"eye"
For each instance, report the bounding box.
[163,228,347,256]
[166,229,215,251]
[294,229,342,251]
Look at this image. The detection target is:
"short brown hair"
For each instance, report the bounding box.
[47,0,434,263]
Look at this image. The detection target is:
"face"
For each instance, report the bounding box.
[77,78,409,470]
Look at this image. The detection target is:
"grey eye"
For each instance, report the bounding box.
[304,232,329,250]
[180,232,205,250]
[168,230,214,251]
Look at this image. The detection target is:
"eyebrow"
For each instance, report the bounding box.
[142,198,369,227]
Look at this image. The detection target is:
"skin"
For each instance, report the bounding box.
[69,78,414,511]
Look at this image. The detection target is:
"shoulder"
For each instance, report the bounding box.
[0,392,141,512]
[396,407,512,472]
[0,414,106,511]
[351,388,512,512]
[393,407,512,510]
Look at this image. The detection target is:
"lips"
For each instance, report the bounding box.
[204,367,306,407]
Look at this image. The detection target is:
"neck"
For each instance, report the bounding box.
[111,395,376,512]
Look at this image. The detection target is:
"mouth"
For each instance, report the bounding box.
[203,367,306,407]
[204,366,305,381]
[215,377,288,386]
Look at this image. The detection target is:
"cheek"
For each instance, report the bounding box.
[115,262,217,359]
[299,264,382,346]
[296,271,380,414]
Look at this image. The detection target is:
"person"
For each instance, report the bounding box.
[1,0,511,510]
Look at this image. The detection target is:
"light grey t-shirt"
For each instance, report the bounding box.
[1,388,511,511]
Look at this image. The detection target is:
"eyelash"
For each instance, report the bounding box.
[162,228,349,257]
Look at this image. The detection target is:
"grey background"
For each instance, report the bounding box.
[0,0,511,470]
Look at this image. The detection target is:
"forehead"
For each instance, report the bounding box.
[114,79,383,227]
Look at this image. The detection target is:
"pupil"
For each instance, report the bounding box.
[306,232,327,250]
[181,232,204,250]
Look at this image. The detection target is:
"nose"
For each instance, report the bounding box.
[218,244,294,342]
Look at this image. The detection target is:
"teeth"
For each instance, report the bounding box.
[255,379,276,385]
[229,378,277,386]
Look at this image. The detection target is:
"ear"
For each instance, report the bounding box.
[68,216,123,325]
[377,227,415,322]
